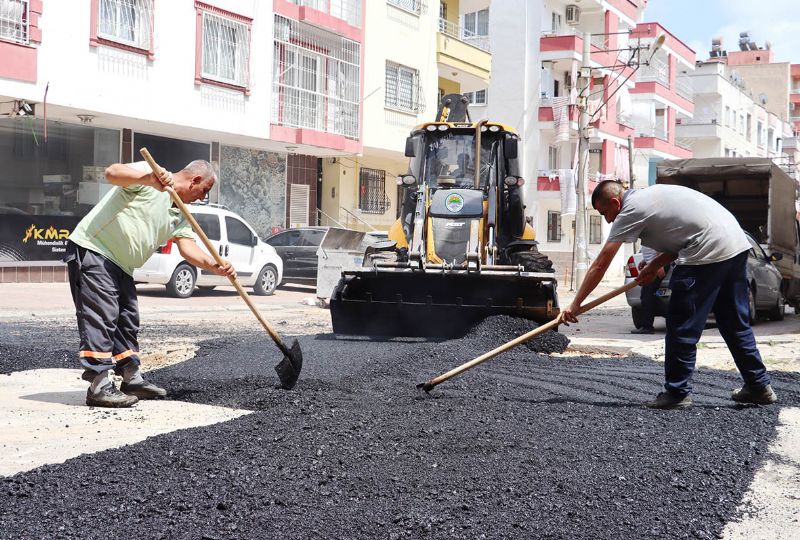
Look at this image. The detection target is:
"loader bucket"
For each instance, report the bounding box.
[329,268,559,338]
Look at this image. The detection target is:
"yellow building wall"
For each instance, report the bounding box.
[441,0,459,24]
[438,77,461,97]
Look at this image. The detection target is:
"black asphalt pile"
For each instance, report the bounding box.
[463,315,571,354]
[3,325,800,539]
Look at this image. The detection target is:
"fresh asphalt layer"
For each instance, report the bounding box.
[2,318,800,539]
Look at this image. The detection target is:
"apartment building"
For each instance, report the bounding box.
[320,0,492,232]
[0,0,364,281]
[791,64,800,135]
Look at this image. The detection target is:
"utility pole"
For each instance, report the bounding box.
[574,32,591,288]
[628,135,639,253]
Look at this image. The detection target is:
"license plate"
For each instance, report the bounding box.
[655,288,671,298]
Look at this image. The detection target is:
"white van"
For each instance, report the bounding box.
[133,203,283,298]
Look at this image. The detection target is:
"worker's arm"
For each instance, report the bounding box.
[638,252,677,284]
[174,237,237,278]
[105,163,173,192]
[559,241,623,324]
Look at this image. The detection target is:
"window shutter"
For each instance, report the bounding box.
[289,183,310,227]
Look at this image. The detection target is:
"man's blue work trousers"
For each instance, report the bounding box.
[664,251,770,395]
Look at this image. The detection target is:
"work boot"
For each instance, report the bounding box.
[731,383,777,405]
[631,327,655,335]
[644,391,692,410]
[120,380,167,399]
[86,381,139,408]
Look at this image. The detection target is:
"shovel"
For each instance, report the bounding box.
[139,148,303,389]
[417,280,640,393]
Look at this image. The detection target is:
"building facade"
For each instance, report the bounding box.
[0,0,364,281]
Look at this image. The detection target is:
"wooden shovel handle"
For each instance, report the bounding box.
[424,280,640,389]
[138,148,291,356]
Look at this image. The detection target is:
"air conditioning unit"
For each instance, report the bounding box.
[566,5,580,25]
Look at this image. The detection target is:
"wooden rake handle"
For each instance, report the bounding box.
[421,280,640,391]
[138,148,291,357]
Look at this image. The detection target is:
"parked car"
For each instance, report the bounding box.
[265,227,390,286]
[133,203,283,298]
[624,231,786,326]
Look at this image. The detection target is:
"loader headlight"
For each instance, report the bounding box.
[397,174,417,186]
[426,125,437,131]
[489,125,500,132]
[437,124,449,131]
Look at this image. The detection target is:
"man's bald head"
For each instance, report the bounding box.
[591,179,624,209]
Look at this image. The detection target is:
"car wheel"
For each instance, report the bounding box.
[768,294,786,321]
[166,264,196,299]
[748,285,758,325]
[631,306,646,329]
[253,265,278,296]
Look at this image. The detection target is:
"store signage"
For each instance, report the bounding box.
[0,215,81,262]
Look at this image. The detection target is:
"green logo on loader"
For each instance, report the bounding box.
[445,193,464,213]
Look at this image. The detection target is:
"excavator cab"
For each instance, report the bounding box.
[329,94,559,338]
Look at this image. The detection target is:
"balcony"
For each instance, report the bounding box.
[438,17,489,52]
[637,57,669,87]
[539,31,621,73]
[437,18,491,84]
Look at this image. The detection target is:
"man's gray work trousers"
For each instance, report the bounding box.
[65,241,141,375]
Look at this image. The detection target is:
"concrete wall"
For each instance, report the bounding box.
[733,63,791,122]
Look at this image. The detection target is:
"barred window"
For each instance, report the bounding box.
[589,215,602,244]
[273,15,361,139]
[359,167,389,214]
[385,62,423,113]
[287,0,362,27]
[98,0,152,49]
[547,211,561,242]
[0,0,27,44]
[202,11,250,87]
[387,0,424,15]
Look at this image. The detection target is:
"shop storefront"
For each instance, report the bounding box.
[0,117,120,280]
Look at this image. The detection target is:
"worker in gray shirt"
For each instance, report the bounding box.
[559,180,776,409]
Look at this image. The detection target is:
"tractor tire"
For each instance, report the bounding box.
[510,250,554,273]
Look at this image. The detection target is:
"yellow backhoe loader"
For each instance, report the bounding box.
[330,94,560,338]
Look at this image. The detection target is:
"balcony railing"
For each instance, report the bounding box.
[676,77,693,100]
[286,0,362,27]
[438,17,490,52]
[637,57,669,86]
[540,27,609,50]
[636,125,669,140]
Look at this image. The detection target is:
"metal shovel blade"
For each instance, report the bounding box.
[274,339,303,390]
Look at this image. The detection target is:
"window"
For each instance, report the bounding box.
[757,121,764,146]
[439,1,446,19]
[547,211,561,242]
[464,89,487,106]
[725,106,731,127]
[299,229,325,247]
[548,145,559,171]
[194,214,221,241]
[385,62,423,113]
[267,230,302,247]
[387,0,424,15]
[273,15,361,138]
[464,8,489,37]
[0,0,27,44]
[98,0,152,50]
[589,215,602,244]
[746,113,752,141]
[550,11,562,34]
[202,11,250,87]
[359,167,389,214]
[225,217,254,246]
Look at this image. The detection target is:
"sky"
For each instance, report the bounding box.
[643,0,799,64]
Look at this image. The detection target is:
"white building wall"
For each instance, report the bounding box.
[2,1,278,148]
[361,3,438,154]
[487,0,542,217]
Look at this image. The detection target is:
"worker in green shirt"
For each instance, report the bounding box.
[66,160,235,408]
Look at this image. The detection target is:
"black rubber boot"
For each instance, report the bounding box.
[731,383,777,405]
[86,381,139,408]
[644,391,692,410]
[120,380,167,399]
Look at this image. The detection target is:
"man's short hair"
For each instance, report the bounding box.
[591,179,624,209]
[182,160,217,183]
